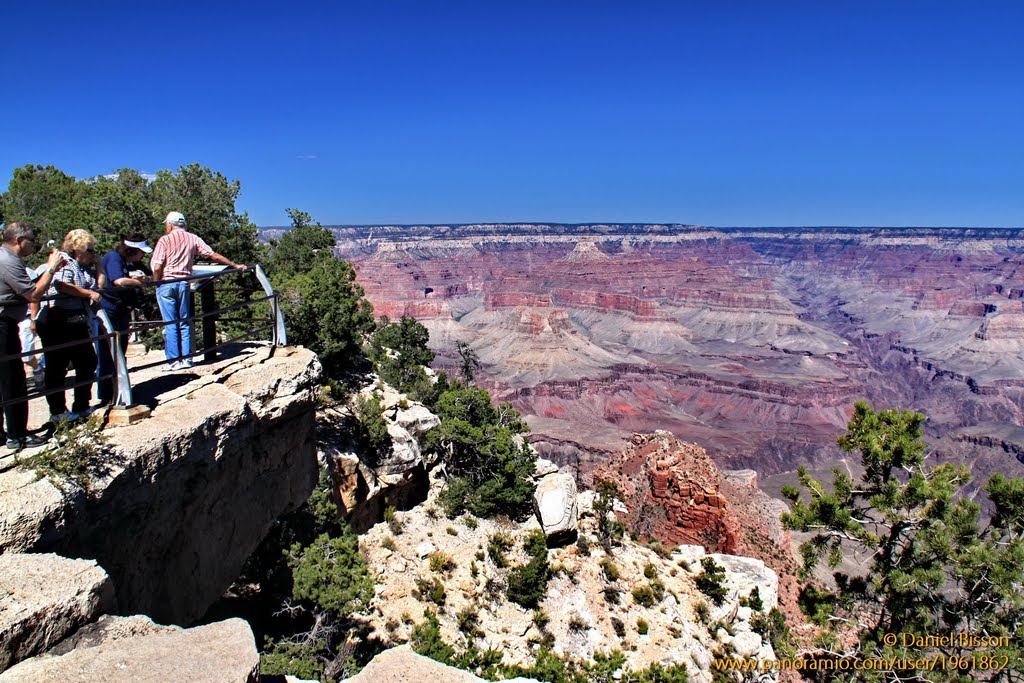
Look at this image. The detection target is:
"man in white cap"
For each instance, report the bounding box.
[96,233,153,403]
[151,211,246,369]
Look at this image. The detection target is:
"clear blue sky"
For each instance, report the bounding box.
[2,1,1022,227]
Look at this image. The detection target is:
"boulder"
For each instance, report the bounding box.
[532,473,578,543]
[46,615,174,656]
[341,645,540,683]
[0,617,258,683]
[0,553,115,672]
[731,631,762,659]
[709,554,779,612]
[393,405,440,439]
[533,458,560,479]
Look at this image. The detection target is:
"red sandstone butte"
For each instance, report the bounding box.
[594,431,742,553]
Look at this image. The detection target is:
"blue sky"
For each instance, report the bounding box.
[2,1,1022,227]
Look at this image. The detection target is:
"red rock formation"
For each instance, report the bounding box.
[594,431,807,641]
[594,431,742,554]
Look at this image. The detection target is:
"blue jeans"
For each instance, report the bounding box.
[156,282,192,362]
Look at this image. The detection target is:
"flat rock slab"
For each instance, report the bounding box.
[0,617,258,683]
[0,553,115,672]
[341,645,539,683]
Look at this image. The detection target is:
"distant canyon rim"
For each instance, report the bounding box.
[261,223,1024,499]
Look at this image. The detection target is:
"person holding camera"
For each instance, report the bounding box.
[37,229,102,424]
[0,223,65,450]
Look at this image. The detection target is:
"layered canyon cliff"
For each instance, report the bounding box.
[309,224,1024,493]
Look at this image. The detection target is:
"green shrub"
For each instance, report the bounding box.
[600,558,621,582]
[567,615,588,632]
[632,584,657,608]
[532,608,550,629]
[645,540,672,559]
[739,587,763,612]
[381,535,397,551]
[643,563,658,580]
[487,532,513,568]
[695,557,728,606]
[384,505,403,535]
[576,534,591,556]
[273,243,374,378]
[456,606,482,639]
[414,577,447,605]
[593,480,625,551]
[506,530,549,608]
[354,392,392,465]
[429,551,456,574]
[426,383,537,519]
[693,600,710,623]
[463,515,479,530]
[20,415,121,490]
[750,608,795,659]
[411,610,455,663]
[368,316,436,396]
[637,618,650,635]
[288,531,373,617]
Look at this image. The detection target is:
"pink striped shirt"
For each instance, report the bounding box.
[151,228,214,278]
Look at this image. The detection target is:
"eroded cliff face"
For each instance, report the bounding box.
[0,344,321,626]
[594,432,741,554]
[593,431,805,632]
[334,224,1024,487]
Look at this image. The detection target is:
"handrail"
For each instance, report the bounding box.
[0,263,286,413]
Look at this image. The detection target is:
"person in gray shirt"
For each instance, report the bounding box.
[0,223,66,450]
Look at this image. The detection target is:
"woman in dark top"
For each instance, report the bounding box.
[96,234,152,406]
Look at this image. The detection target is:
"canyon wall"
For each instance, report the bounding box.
[328,224,1024,488]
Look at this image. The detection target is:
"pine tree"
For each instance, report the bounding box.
[782,401,1023,681]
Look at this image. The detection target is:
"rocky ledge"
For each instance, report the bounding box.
[0,343,322,625]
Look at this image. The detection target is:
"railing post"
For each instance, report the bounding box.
[200,279,217,363]
[254,265,287,346]
[96,309,133,408]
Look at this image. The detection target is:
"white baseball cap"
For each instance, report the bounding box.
[124,239,153,253]
[164,211,187,228]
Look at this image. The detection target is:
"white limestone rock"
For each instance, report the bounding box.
[341,645,540,682]
[732,631,763,658]
[532,473,578,543]
[0,553,116,672]
[0,618,258,683]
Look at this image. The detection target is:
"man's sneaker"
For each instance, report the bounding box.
[22,434,48,448]
[180,359,194,368]
[163,362,181,372]
[6,434,48,451]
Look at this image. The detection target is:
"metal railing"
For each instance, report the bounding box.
[0,263,286,411]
